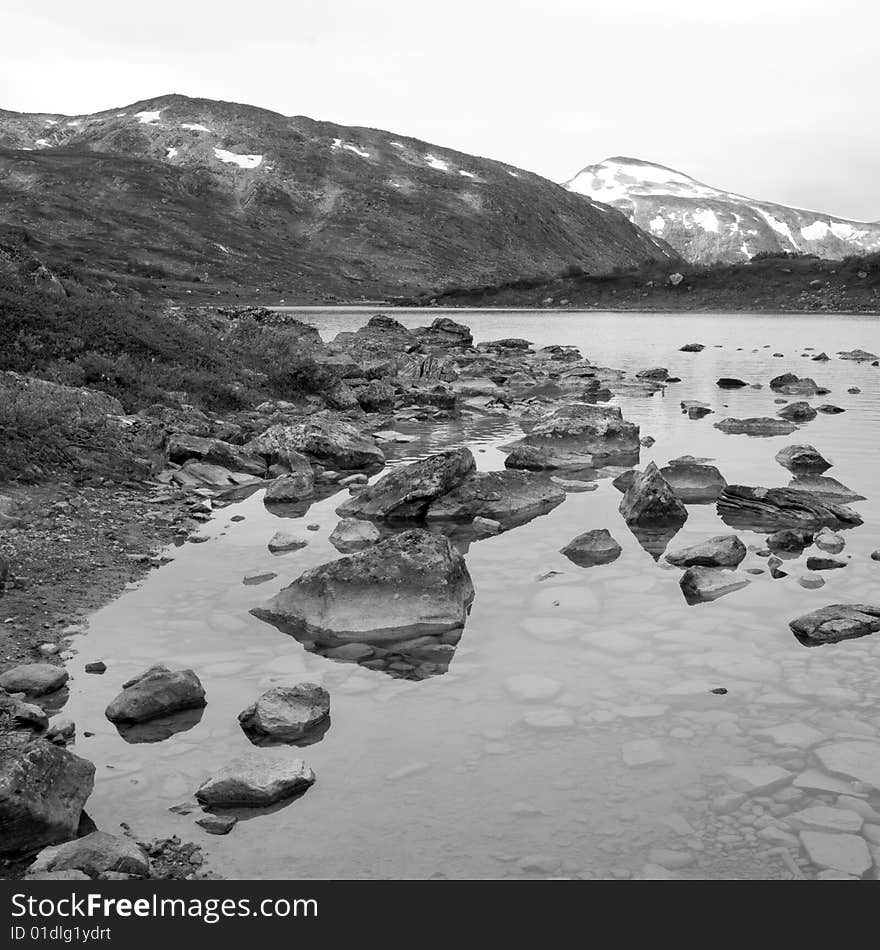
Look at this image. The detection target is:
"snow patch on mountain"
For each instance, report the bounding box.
[166,147,178,159]
[34,138,51,148]
[181,123,211,132]
[213,148,262,169]
[425,154,449,172]
[134,110,162,124]
[332,138,370,158]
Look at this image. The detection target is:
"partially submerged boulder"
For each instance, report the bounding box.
[770,373,822,396]
[714,417,798,437]
[29,832,149,878]
[196,752,315,808]
[252,529,474,644]
[329,518,381,553]
[560,529,622,567]
[0,734,95,855]
[619,462,688,526]
[659,461,727,504]
[775,444,832,474]
[247,414,385,472]
[238,685,330,745]
[717,486,863,531]
[425,470,565,527]
[787,475,865,504]
[105,665,206,724]
[790,605,880,646]
[680,567,751,605]
[777,402,817,423]
[337,448,475,520]
[666,535,746,569]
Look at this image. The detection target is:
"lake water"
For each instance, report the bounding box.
[62,310,880,880]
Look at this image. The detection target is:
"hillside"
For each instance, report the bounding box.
[0,96,676,302]
[564,157,880,265]
[405,252,880,313]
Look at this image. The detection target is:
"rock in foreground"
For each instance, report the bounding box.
[238,685,330,745]
[789,605,880,647]
[0,735,95,855]
[29,832,150,878]
[105,665,206,724]
[665,535,746,569]
[252,529,474,643]
[196,752,315,808]
[680,567,751,605]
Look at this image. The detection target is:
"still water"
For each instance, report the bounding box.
[64,310,880,879]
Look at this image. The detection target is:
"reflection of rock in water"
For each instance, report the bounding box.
[251,529,473,681]
[624,523,685,561]
[114,706,205,744]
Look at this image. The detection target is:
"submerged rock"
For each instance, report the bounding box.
[0,664,68,697]
[105,665,206,724]
[790,605,880,646]
[659,461,727,504]
[560,529,622,567]
[252,529,474,643]
[665,535,746,569]
[777,401,817,423]
[329,518,381,553]
[336,448,475,520]
[238,685,330,745]
[195,752,315,807]
[680,567,751,605]
[0,734,95,855]
[775,444,832,473]
[714,417,798,437]
[717,486,863,531]
[425,470,565,527]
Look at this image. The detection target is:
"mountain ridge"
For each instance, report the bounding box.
[564,156,880,264]
[0,95,676,301]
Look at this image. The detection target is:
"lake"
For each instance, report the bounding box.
[61,309,880,880]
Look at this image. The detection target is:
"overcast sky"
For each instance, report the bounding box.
[4,0,879,220]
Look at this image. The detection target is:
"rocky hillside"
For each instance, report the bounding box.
[0,96,676,302]
[564,157,880,265]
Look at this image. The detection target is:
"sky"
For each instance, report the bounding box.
[4,0,879,220]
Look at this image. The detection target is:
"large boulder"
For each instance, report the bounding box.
[789,605,880,646]
[105,665,206,724]
[0,734,95,855]
[507,403,640,468]
[659,461,727,504]
[336,448,475,520]
[560,529,622,567]
[356,379,396,412]
[680,567,751,605]
[263,467,315,504]
[425,471,565,527]
[666,535,746,569]
[775,444,832,473]
[238,685,330,745]
[413,317,474,351]
[619,462,688,527]
[29,832,150,878]
[252,529,474,643]
[195,752,315,807]
[0,371,123,428]
[717,486,863,531]
[247,414,385,472]
[0,664,68,697]
[166,434,266,477]
[715,417,798,437]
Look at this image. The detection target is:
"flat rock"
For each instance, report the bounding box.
[659,462,727,503]
[788,475,865,503]
[252,529,474,643]
[666,535,746,569]
[105,665,206,724]
[196,752,315,807]
[790,605,880,647]
[799,831,871,875]
[716,378,748,388]
[238,684,330,744]
[680,566,751,605]
[814,741,880,790]
[714,417,798,436]
[560,528,622,567]
[425,470,565,527]
[0,664,68,697]
[717,485,862,531]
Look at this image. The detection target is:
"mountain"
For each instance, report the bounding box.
[564,156,880,265]
[0,96,676,301]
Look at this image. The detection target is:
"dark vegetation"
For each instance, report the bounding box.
[409,252,880,313]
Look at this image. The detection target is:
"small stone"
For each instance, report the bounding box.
[84,661,106,674]
[196,814,238,835]
[267,531,309,554]
[243,571,278,586]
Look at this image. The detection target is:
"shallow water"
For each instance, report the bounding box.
[62,310,880,880]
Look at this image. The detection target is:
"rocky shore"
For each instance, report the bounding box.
[2,308,878,881]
